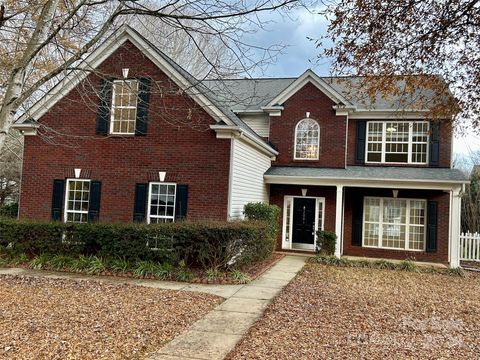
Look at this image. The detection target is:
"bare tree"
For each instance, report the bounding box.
[0,0,301,154]
[318,1,479,132]
[0,131,22,206]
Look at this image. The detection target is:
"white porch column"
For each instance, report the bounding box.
[449,187,462,268]
[335,185,344,257]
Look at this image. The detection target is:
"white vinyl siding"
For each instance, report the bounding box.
[240,114,270,138]
[229,138,271,219]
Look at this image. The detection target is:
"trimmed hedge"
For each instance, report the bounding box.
[0,203,18,218]
[0,218,276,270]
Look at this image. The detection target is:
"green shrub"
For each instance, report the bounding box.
[133,261,159,278]
[230,270,251,284]
[87,256,106,274]
[372,259,398,270]
[109,256,132,273]
[0,203,18,218]
[315,230,337,256]
[9,253,28,266]
[398,260,420,273]
[49,255,74,270]
[176,260,194,282]
[0,218,276,271]
[447,267,465,277]
[205,268,220,282]
[70,255,91,272]
[29,254,52,270]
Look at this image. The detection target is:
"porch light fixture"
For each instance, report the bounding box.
[306,112,310,118]
[301,188,308,197]
[159,171,166,182]
[122,68,129,79]
[392,189,399,198]
[74,168,81,179]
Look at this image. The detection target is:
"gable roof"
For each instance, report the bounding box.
[15,25,277,155]
[203,75,448,114]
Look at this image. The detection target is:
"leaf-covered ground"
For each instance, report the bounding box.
[0,275,221,360]
[227,264,480,359]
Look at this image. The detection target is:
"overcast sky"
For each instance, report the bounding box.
[246,8,480,165]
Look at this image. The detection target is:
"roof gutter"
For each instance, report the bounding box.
[11,122,40,136]
[210,124,278,158]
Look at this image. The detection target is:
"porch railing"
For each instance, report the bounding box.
[460,232,480,262]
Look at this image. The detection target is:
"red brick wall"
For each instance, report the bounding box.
[346,118,452,168]
[342,188,450,263]
[269,82,347,168]
[19,40,231,222]
[269,185,337,249]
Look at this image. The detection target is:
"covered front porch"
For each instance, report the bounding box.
[265,166,468,267]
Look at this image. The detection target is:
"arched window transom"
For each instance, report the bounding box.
[294,118,319,160]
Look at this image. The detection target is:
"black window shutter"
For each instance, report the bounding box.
[429,121,440,167]
[88,181,101,223]
[133,183,148,222]
[352,196,364,246]
[355,121,367,164]
[135,78,152,136]
[52,179,65,221]
[426,200,438,252]
[96,79,113,135]
[175,185,189,221]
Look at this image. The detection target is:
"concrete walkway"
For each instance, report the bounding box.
[0,255,308,359]
[146,255,307,360]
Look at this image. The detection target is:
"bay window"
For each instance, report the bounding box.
[366,121,429,164]
[363,197,426,251]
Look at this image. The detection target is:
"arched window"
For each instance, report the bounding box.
[294,118,320,160]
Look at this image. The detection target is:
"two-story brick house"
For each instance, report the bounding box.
[13,26,467,267]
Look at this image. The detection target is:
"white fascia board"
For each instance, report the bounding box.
[348,109,431,119]
[210,125,278,158]
[18,25,234,127]
[266,69,353,108]
[264,174,467,191]
[11,122,40,136]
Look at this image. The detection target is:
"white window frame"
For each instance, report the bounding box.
[147,182,177,224]
[362,196,427,252]
[64,179,91,223]
[109,79,138,135]
[365,121,429,165]
[294,118,320,160]
[282,195,325,251]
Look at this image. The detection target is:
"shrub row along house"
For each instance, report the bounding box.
[13,26,468,267]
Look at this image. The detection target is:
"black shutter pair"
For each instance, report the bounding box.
[96,78,151,136]
[51,180,101,222]
[133,184,189,222]
[351,196,363,246]
[355,121,440,166]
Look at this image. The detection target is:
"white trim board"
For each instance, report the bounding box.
[266,69,353,108]
[264,175,466,191]
[282,195,325,252]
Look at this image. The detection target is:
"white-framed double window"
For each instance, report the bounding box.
[64,179,90,223]
[147,183,176,223]
[294,118,320,160]
[363,197,426,251]
[110,79,138,135]
[366,121,429,164]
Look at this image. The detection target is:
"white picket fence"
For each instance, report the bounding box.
[460,232,480,262]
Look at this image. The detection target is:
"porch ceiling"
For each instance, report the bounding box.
[264,166,468,190]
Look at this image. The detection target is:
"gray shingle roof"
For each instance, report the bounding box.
[265,166,468,183]
[203,76,444,111]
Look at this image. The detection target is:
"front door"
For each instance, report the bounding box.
[292,197,316,245]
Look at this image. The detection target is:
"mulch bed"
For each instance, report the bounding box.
[0,275,221,360]
[227,263,480,360]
